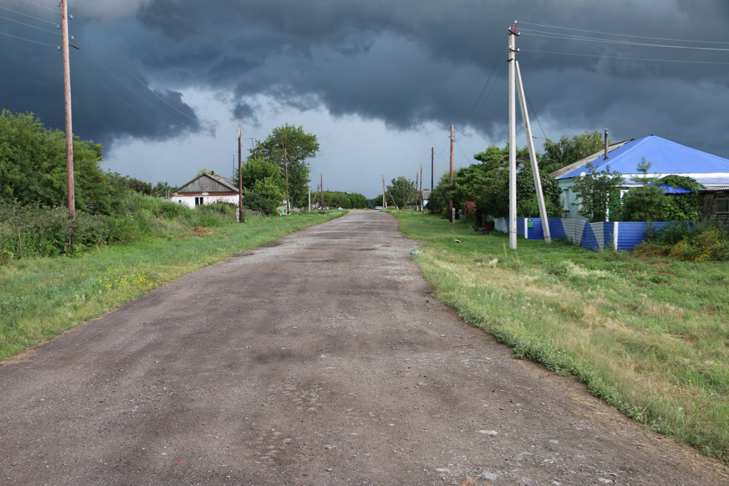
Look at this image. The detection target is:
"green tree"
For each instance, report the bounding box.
[235,158,284,192]
[0,110,117,214]
[541,131,604,174]
[250,125,319,208]
[387,177,417,208]
[246,177,284,215]
[622,176,703,222]
[572,163,623,222]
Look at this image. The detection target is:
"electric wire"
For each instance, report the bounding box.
[0,30,55,47]
[0,14,58,35]
[78,52,199,124]
[0,5,56,25]
[468,69,496,120]
[519,47,729,66]
[519,20,729,46]
[19,0,58,14]
[520,28,729,52]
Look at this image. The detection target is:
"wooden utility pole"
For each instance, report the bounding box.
[237,127,245,223]
[381,175,387,209]
[60,0,75,219]
[449,124,455,223]
[507,22,518,249]
[415,171,420,211]
[320,174,324,209]
[419,165,424,211]
[431,146,435,192]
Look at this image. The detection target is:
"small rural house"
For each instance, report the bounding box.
[552,135,729,219]
[171,172,239,208]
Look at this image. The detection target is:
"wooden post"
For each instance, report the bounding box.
[431,146,435,192]
[420,165,424,211]
[60,0,75,219]
[237,127,245,223]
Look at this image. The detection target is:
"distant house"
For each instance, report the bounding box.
[171,172,239,208]
[552,135,729,219]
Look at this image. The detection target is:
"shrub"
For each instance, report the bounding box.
[638,223,729,261]
[0,195,235,262]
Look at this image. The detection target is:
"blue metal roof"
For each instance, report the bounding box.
[558,135,729,180]
[659,184,692,195]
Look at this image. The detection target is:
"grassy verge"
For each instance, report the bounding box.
[0,212,342,360]
[394,211,729,463]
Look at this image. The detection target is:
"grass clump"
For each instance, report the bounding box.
[394,211,729,464]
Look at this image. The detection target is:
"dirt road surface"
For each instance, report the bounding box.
[1,211,727,485]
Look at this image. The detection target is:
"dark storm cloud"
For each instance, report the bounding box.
[4,0,729,154]
[0,4,200,145]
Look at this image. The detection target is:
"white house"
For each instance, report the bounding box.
[171,172,239,208]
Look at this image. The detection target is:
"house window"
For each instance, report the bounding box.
[195,197,204,207]
[717,197,729,214]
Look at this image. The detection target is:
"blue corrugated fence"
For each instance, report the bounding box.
[493,217,670,252]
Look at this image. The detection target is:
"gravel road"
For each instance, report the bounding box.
[1,210,727,485]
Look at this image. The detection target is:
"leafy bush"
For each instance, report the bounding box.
[0,194,234,262]
[246,177,284,215]
[622,179,701,222]
[637,223,729,261]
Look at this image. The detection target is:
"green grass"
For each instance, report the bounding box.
[0,212,342,361]
[394,211,729,463]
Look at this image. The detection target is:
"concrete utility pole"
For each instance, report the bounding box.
[60,0,75,219]
[515,61,551,242]
[449,124,456,223]
[320,174,324,209]
[507,22,518,249]
[381,175,387,209]
[431,146,435,192]
[237,127,245,223]
[308,187,311,212]
[415,171,420,211]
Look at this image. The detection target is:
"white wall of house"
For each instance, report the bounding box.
[171,194,239,208]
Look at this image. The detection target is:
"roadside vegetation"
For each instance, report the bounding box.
[0,211,341,360]
[0,110,344,359]
[395,211,729,463]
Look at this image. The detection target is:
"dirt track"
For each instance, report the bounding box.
[1,210,727,485]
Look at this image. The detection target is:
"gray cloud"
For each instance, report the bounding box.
[3,0,729,157]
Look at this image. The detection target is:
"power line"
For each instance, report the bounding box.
[0,5,56,26]
[0,30,54,47]
[0,14,58,35]
[520,47,729,66]
[78,53,199,124]
[519,20,729,46]
[520,28,729,52]
[468,69,496,120]
[19,0,59,14]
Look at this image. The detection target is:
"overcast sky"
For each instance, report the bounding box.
[2,0,729,196]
